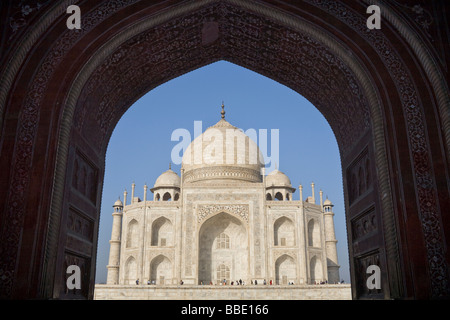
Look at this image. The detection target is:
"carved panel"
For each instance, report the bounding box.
[72,151,98,204]
[66,235,93,257]
[184,201,194,277]
[351,208,377,241]
[3,0,52,43]
[61,252,90,299]
[347,148,372,205]
[67,208,94,242]
[354,251,382,298]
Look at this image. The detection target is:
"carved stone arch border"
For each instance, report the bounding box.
[272,214,295,225]
[196,205,249,229]
[304,0,449,297]
[42,0,396,297]
[365,0,450,164]
[0,0,75,129]
[151,215,174,226]
[149,252,174,265]
[273,252,297,263]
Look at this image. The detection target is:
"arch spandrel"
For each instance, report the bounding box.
[196,204,249,227]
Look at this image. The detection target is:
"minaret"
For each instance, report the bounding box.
[131,182,135,204]
[299,184,303,202]
[319,189,323,211]
[323,198,340,283]
[106,198,124,284]
[311,182,316,204]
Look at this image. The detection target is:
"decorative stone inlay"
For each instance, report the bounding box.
[196,204,249,224]
[184,166,262,184]
[147,250,175,264]
[273,250,297,262]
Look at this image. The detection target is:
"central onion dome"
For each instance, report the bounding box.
[181,104,264,183]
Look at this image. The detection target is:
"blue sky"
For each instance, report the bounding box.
[95,60,350,284]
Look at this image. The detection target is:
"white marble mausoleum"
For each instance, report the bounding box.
[100,107,342,298]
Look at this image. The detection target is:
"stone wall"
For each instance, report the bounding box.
[94,284,351,300]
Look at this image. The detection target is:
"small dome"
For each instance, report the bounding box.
[113,198,123,207]
[324,198,333,206]
[154,169,181,188]
[265,169,291,187]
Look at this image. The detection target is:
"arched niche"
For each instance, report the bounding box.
[273,216,295,247]
[275,254,296,285]
[151,217,173,247]
[150,255,172,285]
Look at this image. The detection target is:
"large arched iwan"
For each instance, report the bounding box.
[0,0,448,299]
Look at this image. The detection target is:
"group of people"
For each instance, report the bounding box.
[314,280,345,285]
[134,279,158,285]
[198,279,285,285]
[136,278,345,285]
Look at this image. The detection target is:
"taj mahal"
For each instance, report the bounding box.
[94,105,350,300]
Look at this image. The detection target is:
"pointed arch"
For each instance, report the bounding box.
[198,212,248,285]
[162,192,171,201]
[126,219,139,248]
[274,192,283,201]
[310,255,323,284]
[307,218,320,247]
[150,254,172,285]
[275,254,296,285]
[124,256,137,285]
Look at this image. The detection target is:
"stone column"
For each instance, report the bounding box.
[106,200,123,284]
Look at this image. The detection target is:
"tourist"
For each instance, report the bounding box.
[263,279,266,285]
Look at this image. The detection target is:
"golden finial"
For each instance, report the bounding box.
[169,162,171,170]
[221,101,225,119]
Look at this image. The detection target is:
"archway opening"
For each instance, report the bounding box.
[1,0,447,301]
[197,212,248,285]
[95,61,349,290]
